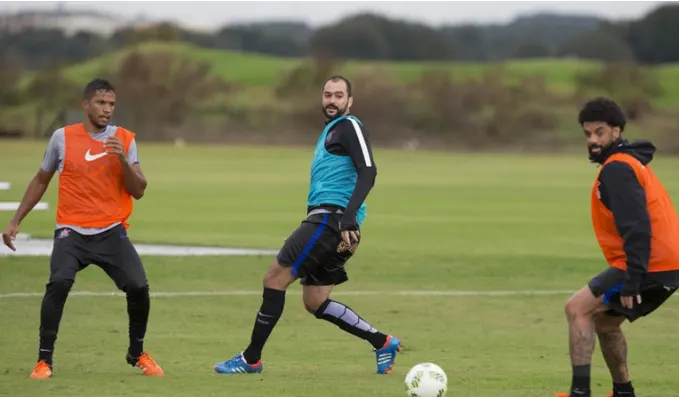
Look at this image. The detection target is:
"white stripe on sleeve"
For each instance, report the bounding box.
[348,118,372,167]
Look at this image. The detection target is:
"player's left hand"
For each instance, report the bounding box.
[620,294,641,309]
[339,217,360,245]
[620,277,642,309]
[104,136,126,160]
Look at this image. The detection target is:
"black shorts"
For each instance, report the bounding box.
[49,224,148,293]
[588,267,679,322]
[276,208,359,286]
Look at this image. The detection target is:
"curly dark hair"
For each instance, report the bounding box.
[578,97,626,132]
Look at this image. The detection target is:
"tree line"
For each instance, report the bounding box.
[1,3,679,70]
[1,47,671,153]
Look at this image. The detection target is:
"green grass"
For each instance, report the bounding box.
[7,41,679,137]
[2,141,679,396]
[22,41,679,107]
[59,42,600,88]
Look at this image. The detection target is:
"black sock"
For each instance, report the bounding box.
[613,381,635,396]
[570,365,591,396]
[126,286,150,358]
[38,279,73,366]
[242,288,286,364]
[314,299,388,350]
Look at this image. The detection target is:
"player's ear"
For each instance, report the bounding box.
[347,96,353,109]
[612,126,621,140]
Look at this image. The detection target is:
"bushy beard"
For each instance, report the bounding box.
[588,140,617,163]
[323,104,347,121]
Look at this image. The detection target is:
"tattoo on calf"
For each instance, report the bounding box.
[569,312,596,366]
[598,328,630,383]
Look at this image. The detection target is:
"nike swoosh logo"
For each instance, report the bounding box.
[85,149,108,162]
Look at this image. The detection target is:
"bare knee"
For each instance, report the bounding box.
[303,286,332,314]
[303,297,325,314]
[302,301,317,314]
[565,285,604,320]
[263,260,296,290]
[565,294,583,320]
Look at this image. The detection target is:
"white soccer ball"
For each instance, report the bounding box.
[404,362,448,397]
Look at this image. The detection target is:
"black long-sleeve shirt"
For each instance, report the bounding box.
[323,117,377,228]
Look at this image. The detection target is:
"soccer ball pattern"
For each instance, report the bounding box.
[405,363,448,397]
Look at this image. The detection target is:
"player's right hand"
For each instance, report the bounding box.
[341,229,360,246]
[2,221,19,251]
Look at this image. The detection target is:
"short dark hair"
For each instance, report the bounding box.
[326,75,352,97]
[578,97,626,132]
[83,78,115,99]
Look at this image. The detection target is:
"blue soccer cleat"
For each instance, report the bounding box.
[213,353,263,374]
[374,335,402,374]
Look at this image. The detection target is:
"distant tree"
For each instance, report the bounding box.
[512,39,552,58]
[112,51,230,139]
[625,4,679,64]
[215,25,307,57]
[574,61,663,120]
[309,13,454,61]
[557,25,634,61]
[25,62,80,110]
[0,28,103,69]
[21,62,81,137]
[440,25,489,61]
[0,57,22,106]
[111,22,182,48]
[441,13,602,61]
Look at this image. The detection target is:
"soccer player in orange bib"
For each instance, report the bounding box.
[558,97,679,397]
[2,79,163,379]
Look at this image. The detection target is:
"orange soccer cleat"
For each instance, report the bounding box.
[126,351,164,376]
[29,361,53,379]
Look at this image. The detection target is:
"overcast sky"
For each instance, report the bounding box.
[0,1,665,30]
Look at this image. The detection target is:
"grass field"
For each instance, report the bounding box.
[6,41,679,141]
[2,140,679,397]
[18,41,679,109]
[61,42,604,88]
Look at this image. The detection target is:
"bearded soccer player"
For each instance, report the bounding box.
[214,76,402,375]
[558,97,679,397]
[1,79,163,379]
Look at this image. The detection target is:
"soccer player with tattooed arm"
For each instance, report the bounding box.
[558,97,679,397]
